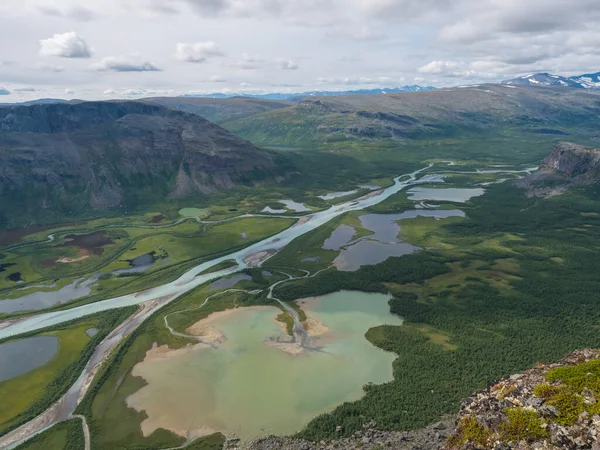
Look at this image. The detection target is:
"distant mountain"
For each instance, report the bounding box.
[0,101,283,227]
[147,97,293,124]
[0,98,70,106]
[503,71,600,90]
[570,72,600,90]
[180,85,436,102]
[223,84,600,148]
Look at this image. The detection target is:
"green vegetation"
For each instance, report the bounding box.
[13,419,85,450]
[447,417,490,448]
[255,181,600,441]
[499,408,548,442]
[184,433,226,449]
[0,307,135,438]
[1,216,294,318]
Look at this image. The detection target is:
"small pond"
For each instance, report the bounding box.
[86,328,99,337]
[0,276,98,314]
[407,187,484,203]
[209,273,252,291]
[114,253,157,275]
[0,336,59,382]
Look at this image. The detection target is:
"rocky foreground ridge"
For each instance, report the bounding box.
[519,142,600,197]
[242,350,600,450]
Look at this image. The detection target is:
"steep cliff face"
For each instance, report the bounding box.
[518,142,600,197]
[537,142,600,179]
[0,101,282,226]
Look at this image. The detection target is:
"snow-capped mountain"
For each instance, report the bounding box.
[570,72,600,89]
[502,72,600,90]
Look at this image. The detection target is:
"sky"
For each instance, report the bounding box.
[1,0,600,101]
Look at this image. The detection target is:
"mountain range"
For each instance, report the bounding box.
[179,85,436,101]
[503,71,600,89]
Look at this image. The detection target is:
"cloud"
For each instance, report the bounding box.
[233,53,265,70]
[175,41,224,63]
[278,60,298,70]
[13,87,36,92]
[64,88,75,94]
[103,89,118,95]
[418,60,476,77]
[183,0,229,16]
[38,6,96,22]
[39,32,92,58]
[35,63,65,72]
[92,56,161,72]
[359,0,451,20]
[0,88,10,95]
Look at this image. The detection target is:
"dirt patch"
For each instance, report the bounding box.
[56,256,90,264]
[149,214,166,223]
[57,231,114,255]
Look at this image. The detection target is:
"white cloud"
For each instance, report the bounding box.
[278,60,298,70]
[175,41,224,63]
[39,32,92,58]
[13,87,36,92]
[103,89,118,95]
[92,56,161,72]
[64,88,75,94]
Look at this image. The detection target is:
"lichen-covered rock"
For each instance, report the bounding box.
[447,349,600,449]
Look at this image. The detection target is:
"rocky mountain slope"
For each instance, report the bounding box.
[221,85,600,147]
[518,142,600,197]
[447,349,600,449]
[0,101,281,227]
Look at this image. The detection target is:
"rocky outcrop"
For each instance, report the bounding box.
[0,101,282,226]
[518,142,600,197]
[244,419,455,450]
[447,349,600,449]
[537,142,600,179]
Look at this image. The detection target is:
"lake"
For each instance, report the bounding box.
[126,291,402,441]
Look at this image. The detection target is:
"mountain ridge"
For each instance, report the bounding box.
[0,101,282,227]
